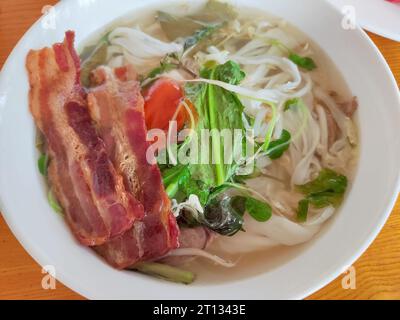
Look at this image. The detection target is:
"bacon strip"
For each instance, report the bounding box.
[88,66,179,268]
[26,32,144,246]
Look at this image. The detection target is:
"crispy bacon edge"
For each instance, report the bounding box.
[26,32,144,246]
[88,66,179,268]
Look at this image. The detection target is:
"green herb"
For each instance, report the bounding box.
[297,199,309,222]
[265,129,291,159]
[157,11,205,40]
[180,83,215,189]
[245,197,272,222]
[181,61,247,189]
[207,183,234,202]
[288,53,317,71]
[227,183,274,223]
[133,262,195,285]
[163,164,188,187]
[296,169,348,221]
[207,183,272,226]
[306,192,346,208]
[162,164,209,206]
[170,61,276,232]
[38,154,49,176]
[183,24,222,51]
[297,169,348,195]
[181,179,210,207]
[201,195,245,236]
[258,102,278,153]
[163,165,189,199]
[203,61,246,185]
[146,61,177,79]
[158,0,237,40]
[47,189,63,215]
[213,60,246,84]
[157,13,221,53]
[269,39,317,71]
[208,70,225,185]
[233,169,262,184]
[284,98,300,111]
[162,59,275,233]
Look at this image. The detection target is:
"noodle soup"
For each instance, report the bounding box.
[31,0,359,283]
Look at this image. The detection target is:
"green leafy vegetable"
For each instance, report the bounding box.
[181,179,210,207]
[245,197,272,222]
[179,61,246,189]
[162,164,209,206]
[194,183,272,234]
[213,60,246,84]
[265,129,291,159]
[47,189,63,215]
[162,164,187,187]
[296,169,348,221]
[183,24,221,51]
[38,154,49,176]
[233,170,262,184]
[157,0,237,58]
[157,11,205,40]
[284,98,300,111]
[207,183,234,202]
[297,169,348,195]
[257,102,278,153]
[288,53,317,71]
[201,195,245,236]
[198,61,246,185]
[133,262,195,285]
[306,192,345,208]
[161,59,274,234]
[158,11,221,52]
[158,0,237,40]
[146,61,177,80]
[297,199,309,223]
[163,164,189,199]
[179,84,216,189]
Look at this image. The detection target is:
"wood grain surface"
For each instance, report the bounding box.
[0,0,399,300]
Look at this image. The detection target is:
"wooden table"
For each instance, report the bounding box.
[0,0,399,300]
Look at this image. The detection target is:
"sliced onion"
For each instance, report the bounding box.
[167,248,236,268]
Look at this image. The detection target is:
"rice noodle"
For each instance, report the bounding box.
[177,10,356,262]
[108,26,182,72]
[109,27,182,57]
[167,248,236,267]
[184,77,280,103]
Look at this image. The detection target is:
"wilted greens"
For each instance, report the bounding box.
[296,169,348,222]
[133,262,195,284]
[288,53,317,71]
[38,153,49,176]
[47,189,63,215]
[160,60,274,235]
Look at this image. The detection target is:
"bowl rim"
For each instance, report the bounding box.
[327,0,400,42]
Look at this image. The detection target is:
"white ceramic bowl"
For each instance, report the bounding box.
[0,0,399,300]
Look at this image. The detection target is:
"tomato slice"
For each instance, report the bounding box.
[143,78,186,131]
